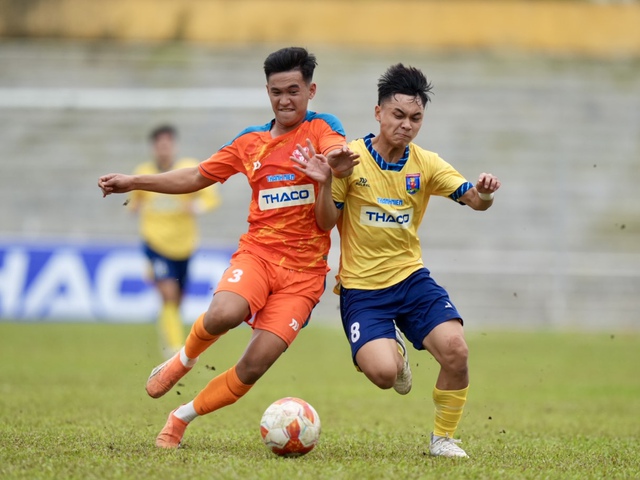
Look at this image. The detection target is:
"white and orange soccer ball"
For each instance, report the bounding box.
[260,397,321,457]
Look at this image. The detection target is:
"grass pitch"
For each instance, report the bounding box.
[0,322,638,479]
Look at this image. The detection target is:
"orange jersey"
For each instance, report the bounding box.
[199,111,346,275]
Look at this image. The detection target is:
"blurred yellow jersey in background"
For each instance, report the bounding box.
[128,158,221,259]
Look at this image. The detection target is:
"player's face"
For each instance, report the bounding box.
[266,70,316,134]
[153,133,176,170]
[375,94,424,149]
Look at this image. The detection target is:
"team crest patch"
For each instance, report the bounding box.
[291,146,310,163]
[405,174,420,195]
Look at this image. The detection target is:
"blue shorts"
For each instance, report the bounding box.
[339,268,463,361]
[143,243,190,291]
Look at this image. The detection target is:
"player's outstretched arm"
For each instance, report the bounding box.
[291,140,342,231]
[459,172,501,211]
[98,167,214,198]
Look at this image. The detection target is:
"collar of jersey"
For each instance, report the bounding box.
[363,133,410,172]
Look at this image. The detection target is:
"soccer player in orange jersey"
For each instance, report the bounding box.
[98,47,359,448]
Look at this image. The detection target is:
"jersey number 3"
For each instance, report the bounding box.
[227,269,244,283]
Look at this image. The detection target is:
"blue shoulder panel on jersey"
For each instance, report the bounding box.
[363,133,409,172]
[449,181,474,205]
[334,201,344,210]
[219,121,273,149]
[305,111,346,136]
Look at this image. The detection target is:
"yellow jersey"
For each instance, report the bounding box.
[332,134,471,290]
[129,158,221,259]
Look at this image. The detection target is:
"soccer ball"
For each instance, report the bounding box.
[260,397,321,457]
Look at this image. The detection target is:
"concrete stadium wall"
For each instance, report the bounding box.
[1,0,640,57]
[1,40,639,329]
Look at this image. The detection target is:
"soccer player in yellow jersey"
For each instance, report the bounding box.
[98,47,358,449]
[128,125,221,359]
[293,64,501,458]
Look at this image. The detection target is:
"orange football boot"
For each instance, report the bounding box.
[156,409,189,449]
[145,353,193,399]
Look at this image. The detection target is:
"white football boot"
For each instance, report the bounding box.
[393,324,412,395]
[429,432,469,458]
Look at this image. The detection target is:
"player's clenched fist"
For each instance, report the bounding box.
[475,172,501,194]
[98,173,134,197]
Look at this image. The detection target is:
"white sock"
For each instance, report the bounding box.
[173,401,199,423]
[179,347,198,368]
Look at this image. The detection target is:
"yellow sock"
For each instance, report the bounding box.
[158,302,184,354]
[433,385,469,438]
[193,366,253,415]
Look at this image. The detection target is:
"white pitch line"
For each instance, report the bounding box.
[0,88,267,109]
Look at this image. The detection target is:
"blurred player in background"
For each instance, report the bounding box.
[98,47,359,449]
[292,63,501,458]
[128,124,221,359]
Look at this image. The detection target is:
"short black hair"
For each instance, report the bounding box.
[149,124,177,142]
[377,64,432,108]
[263,47,317,83]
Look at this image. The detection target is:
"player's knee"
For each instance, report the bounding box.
[442,335,469,374]
[363,364,397,390]
[156,279,181,303]
[203,305,244,334]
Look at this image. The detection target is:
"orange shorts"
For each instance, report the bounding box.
[215,250,326,346]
